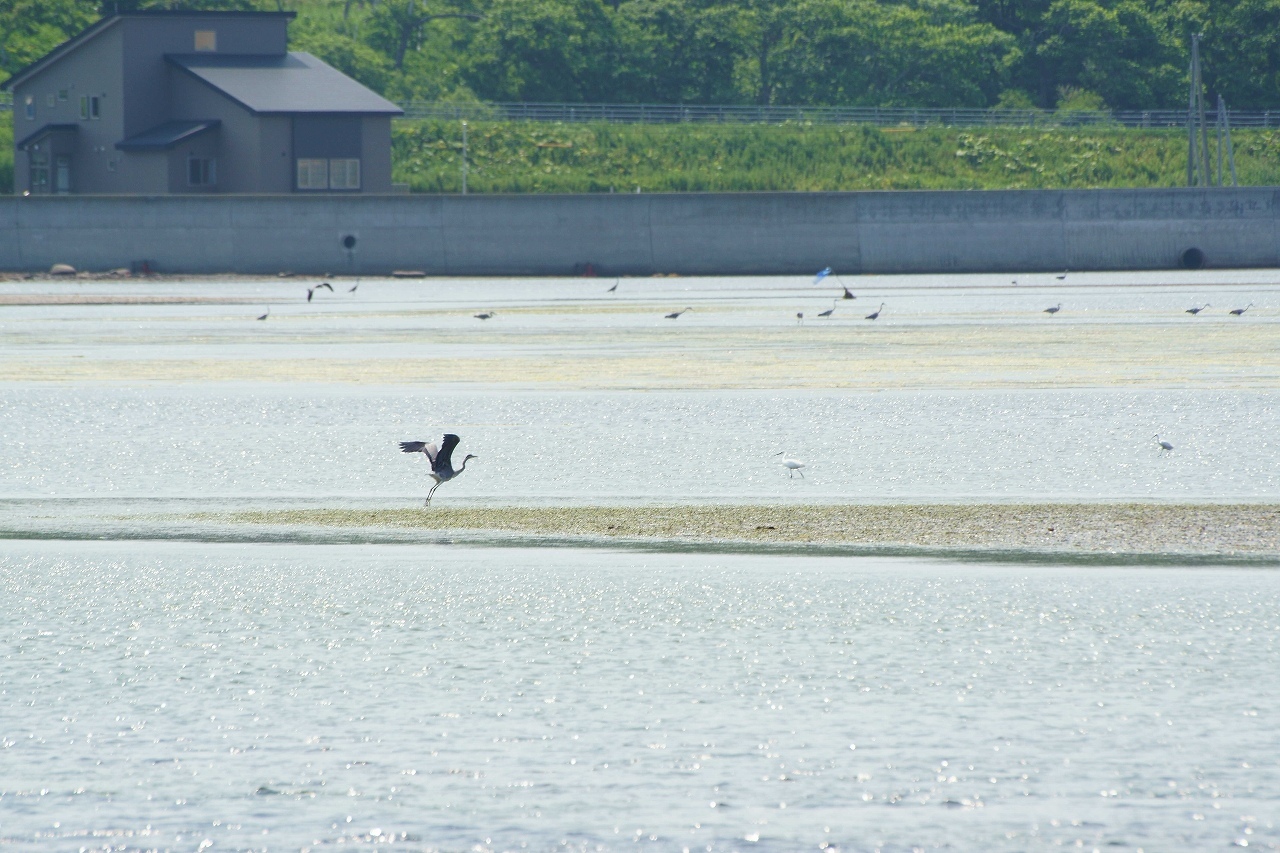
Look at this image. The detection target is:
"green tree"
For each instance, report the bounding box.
[462,0,618,101]
[0,0,97,77]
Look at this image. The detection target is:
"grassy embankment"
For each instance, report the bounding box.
[5,110,1280,193]
[393,119,1280,193]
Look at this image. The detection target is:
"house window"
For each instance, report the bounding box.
[58,89,68,101]
[24,95,34,120]
[29,149,49,193]
[79,95,100,120]
[329,158,361,190]
[296,158,328,190]
[188,157,217,187]
[194,30,216,51]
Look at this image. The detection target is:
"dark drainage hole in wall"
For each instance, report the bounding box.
[1181,247,1205,269]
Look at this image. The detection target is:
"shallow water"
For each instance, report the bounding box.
[2,540,1278,852]
[1,272,1278,851]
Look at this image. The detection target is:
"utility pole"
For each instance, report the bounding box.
[1219,94,1238,186]
[1187,34,1199,186]
[461,119,468,195]
[1188,33,1215,186]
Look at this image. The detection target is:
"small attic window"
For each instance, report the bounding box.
[194,30,216,51]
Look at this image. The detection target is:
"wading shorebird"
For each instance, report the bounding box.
[474,311,495,320]
[818,300,837,318]
[1185,303,1210,315]
[775,452,805,478]
[1153,434,1174,453]
[665,308,692,319]
[1230,303,1254,316]
[256,307,270,320]
[1044,303,1062,315]
[400,434,477,507]
[865,303,885,320]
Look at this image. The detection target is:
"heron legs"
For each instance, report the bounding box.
[424,481,442,507]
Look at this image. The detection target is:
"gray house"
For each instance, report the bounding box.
[3,10,403,195]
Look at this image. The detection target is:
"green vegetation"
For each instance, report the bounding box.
[5,0,1280,194]
[393,119,1280,193]
[6,108,1280,194]
[5,0,1280,112]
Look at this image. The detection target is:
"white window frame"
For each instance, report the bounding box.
[296,158,329,190]
[79,95,100,120]
[328,158,361,190]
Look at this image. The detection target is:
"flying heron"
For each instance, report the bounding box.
[1153,434,1173,453]
[1186,303,1210,315]
[774,452,805,478]
[665,308,692,319]
[317,282,334,292]
[1230,303,1254,316]
[865,303,885,320]
[400,434,477,507]
[1044,303,1062,315]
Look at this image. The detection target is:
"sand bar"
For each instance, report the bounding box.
[209,503,1280,558]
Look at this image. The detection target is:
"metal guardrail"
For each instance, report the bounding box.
[400,101,1280,129]
[3,93,1277,129]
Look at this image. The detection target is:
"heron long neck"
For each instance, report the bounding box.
[456,456,471,474]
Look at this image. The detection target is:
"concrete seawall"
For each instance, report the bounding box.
[2,187,1277,275]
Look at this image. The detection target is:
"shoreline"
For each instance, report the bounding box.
[202,503,1280,558]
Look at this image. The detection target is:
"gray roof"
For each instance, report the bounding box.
[117,120,220,151]
[168,52,403,116]
[16,123,78,150]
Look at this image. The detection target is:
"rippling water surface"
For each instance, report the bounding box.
[2,541,1278,852]
[1,272,1278,850]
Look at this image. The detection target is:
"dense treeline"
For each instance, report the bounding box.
[2,0,1280,111]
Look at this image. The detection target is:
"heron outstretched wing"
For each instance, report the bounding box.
[435,434,461,472]
[400,441,440,462]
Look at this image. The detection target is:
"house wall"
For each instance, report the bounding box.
[122,15,288,140]
[1,188,1275,276]
[168,70,260,193]
[165,131,222,194]
[361,116,393,194]
[12,21,125,194]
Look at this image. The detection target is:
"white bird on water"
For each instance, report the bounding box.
[775,451,805,478]
[1153,434,1174,453]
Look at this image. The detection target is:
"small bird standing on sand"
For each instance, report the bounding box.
[400,434,477,507]
[1185,303,1210,315]
[796,311,805,325]
[665,308,691,319]
[1230,303,1254,316]
[865,303,885,320]
[1044,303,1062,315]
[1153,434,1174,453]
[775,452,805,478]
